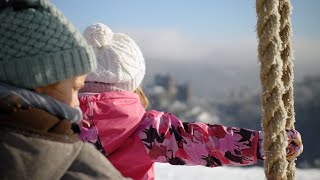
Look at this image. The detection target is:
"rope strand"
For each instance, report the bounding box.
[256,0,295,179]
[279,0,296,179]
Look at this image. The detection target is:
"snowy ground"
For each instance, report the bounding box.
[155,163,320,180]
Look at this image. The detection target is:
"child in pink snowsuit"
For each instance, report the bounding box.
[79,23,303,180]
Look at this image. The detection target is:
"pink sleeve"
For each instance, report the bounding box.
[137,110,259,167]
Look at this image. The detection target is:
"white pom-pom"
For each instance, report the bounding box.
[83,23,114,48]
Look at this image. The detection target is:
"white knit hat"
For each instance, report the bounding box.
[81,23,145,92]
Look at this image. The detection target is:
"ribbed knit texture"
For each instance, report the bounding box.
[82,23,145,92]
[0,0,97,89]
[80,82,126,93]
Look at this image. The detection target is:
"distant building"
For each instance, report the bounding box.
[177,83,192,104]
[145,74,219,124]
[154,74,176,98]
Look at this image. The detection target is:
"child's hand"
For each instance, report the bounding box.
[79,119,99,143]
[258,129,303,160]
[286,129,303,161]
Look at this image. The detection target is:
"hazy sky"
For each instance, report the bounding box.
[52,1,320,69]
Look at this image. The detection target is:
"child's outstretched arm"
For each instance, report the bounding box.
[258,129,303,161]
[137,110,259,167]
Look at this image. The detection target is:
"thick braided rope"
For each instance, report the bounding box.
[279,0,296,179]
[256,0,289,179]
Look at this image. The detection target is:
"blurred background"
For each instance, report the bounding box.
[53,0,320,173]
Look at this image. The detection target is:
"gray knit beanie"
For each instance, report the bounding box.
[0,0,97,89]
